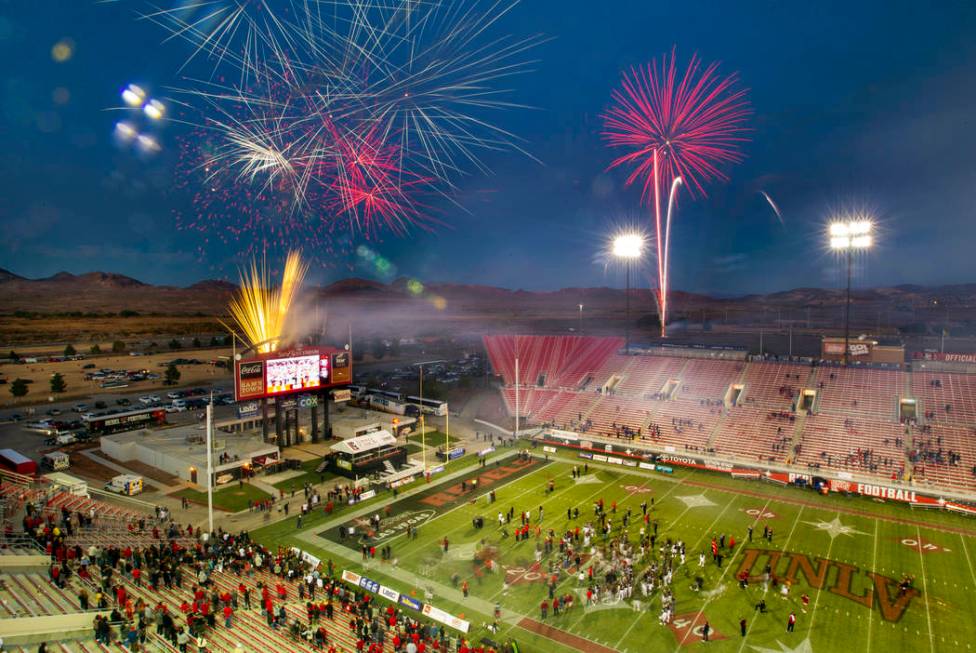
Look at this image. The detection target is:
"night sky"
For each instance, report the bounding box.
[2,1,976,294]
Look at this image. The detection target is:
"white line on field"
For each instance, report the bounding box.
[915,525,935,653]
[866,518,879,653]
[735,504,806,653]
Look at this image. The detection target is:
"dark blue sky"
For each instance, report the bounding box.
[2,1,976,294]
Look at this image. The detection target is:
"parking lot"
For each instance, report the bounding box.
[0,382,236,464]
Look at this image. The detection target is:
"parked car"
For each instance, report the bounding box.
[116,398,131,406]
[167,391,183,400]
[94,401,107,409]
[44,432,77,446]
[47,408,62,416]
[72,403,88,412]
[138,396,153,405]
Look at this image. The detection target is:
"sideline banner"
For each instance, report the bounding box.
[340,570,470,633]
[540,434,974,516]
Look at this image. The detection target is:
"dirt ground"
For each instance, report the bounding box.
[0,315,225,347]
[95,451,179,486]
[0,346,233,408]
[63,445,125,484]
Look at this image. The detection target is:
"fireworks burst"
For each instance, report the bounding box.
[603,48,751,336]
[226,250,308,354]
[112,0,544,261]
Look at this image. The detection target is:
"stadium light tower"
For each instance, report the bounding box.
[613,233,645,354]
[829,219,873,366]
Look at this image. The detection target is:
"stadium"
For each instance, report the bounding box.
[4,1,976,653]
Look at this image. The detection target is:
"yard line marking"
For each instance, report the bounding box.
[960,533,976,591]
[673,495,761,649]
[561,476,694,636]
[808,512,842,634]
[736,504,806,653]
[866,518,880,653]
[388,458,558,555]
[492,468,658,594]
[916,525,935,653]
[528,471,687,628]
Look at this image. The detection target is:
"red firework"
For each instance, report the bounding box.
[602,49,751,338]
[325,123,432,236]
[602,48,751,200]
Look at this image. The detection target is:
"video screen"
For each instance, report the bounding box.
[265,354,321,395]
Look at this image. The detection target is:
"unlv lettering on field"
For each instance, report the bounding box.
[736,548,918,622]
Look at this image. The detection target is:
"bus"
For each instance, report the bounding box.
[368,394,420,417]
[82,407,167,435]
[368,389,404,402]
[405,396,449,416]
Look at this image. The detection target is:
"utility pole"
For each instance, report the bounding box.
[843,246,853,366]
[514,355,520,438]
[206,394,214,535]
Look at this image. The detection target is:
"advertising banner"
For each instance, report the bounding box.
[422,603,471,634]
[913,351,976,364]
[398,595,422,611]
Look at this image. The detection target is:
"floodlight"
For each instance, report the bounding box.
[612,234,644,259]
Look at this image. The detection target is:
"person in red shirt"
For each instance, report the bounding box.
[223,604,233,628]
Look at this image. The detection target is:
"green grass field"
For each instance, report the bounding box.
[252,449,976,653]
[408,429,455,449]
[173,481,271,512]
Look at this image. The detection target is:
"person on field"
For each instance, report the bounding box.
[787,611,796,633]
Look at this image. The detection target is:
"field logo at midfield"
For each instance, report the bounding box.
[360,509,436,543]
[736,548,919,622]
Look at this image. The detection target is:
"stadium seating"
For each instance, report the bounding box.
[910,371,976,426]
[739,362,808,410]
[483,335,622,388]
[614,356,685,398]
[793,414,907,480]
[710,406,794,463]
[813,366,904,420]
[488,335,976,492]
[678,359,744,401]
[0,572,80,617]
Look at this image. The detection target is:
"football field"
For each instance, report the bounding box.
[255,451,976,652]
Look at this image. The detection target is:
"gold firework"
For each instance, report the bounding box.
[227,251,308,353]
